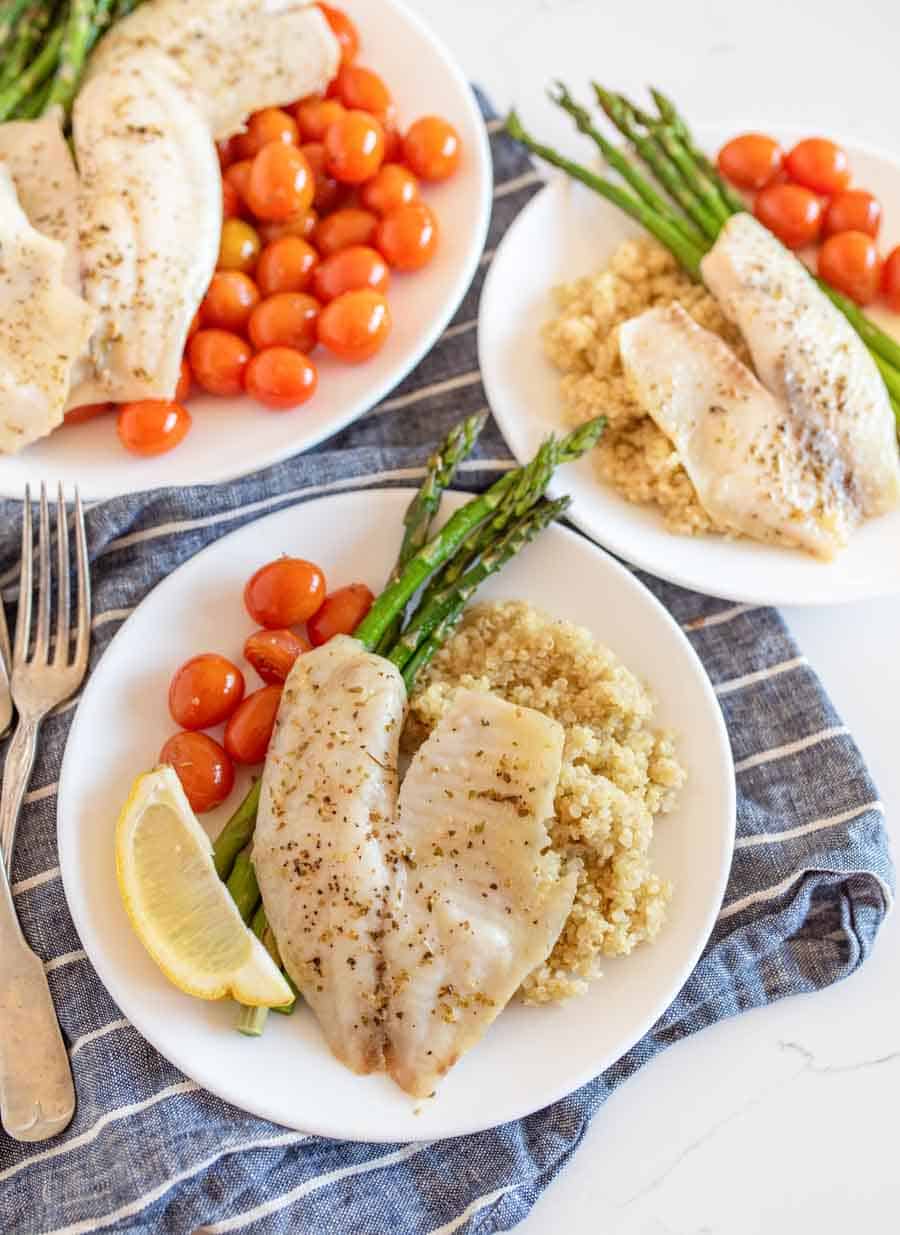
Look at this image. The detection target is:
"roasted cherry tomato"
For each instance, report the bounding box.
[256,236,319,296]
[818,231,882,305]
[823,190,882,240]
[313,207,378,256]
[245,347,318,410]
[359,162,419,215]
[188,330,251,396]
[244,557,327,627]
[332,65,394,129]
[249,292,320,352]
[244,142,314,221]
[218,218,261,273]
[374,201,438,270]
[222,178,243,220]
[753,183,823,249]
[236,107,299,160]
[159,731,234,813]
[324,109,385,184]
[243,628,310,684]
[258,209,318,245]
[299,141,344,212]
[294,97,346,143]
[117,401,192,456]
[785,138,851,195]
[716,133,783,190]
[312,245,389,301]
[224,159,253,208]
[64,402,112,426]
[175,358,192,402]
[224,685,283,764]
[168,653,245,729]
[317,289,391,361]
[200,271,261,332]
[882,247,900,313]
[318,4,359,65]
[307,583,375,646]
[403,116,461,182]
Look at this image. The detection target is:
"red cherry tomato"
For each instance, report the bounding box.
[224,685,283,764]
[256,236,319,296]
[294,97,346,143]
[317,289,391,361]
[818,231,882,305]
[299,141,344,212]
[307,583,375,646]
[716,134,783,190]
[64,402,112,426]
[244,557,327,627]
[823,190,882,240]
[168,653,245,729]
[318,4,359,65]
[117,401,192,456]
[753,183,823,249]
[222,178,243,220]
[374,201,439,270]
[403,116,461,182]
[785,138,851,195]
[324,109,385,184]
[235,108,299,160]
[244,142,315,221]
[200,271,261,333]
[313,207,378,257]
[312,245,389,301]
[243,628,310,684]
[248,292,320,353]
[359,163,419,215]
[882,247,900,313]
[159,731,234,813]
[245,347,318,410]
[188,330,251,396]
[223,160,253,209]
[332,64,394,129]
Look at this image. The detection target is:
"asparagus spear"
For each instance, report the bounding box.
[0,20,63,121]
[213,779,261,880]
[236,906,296,1035]
[649,87,747,215]
[0,3,51,92]
[46,0,95,111]
[225,844,260,923]
[0,0,32,49]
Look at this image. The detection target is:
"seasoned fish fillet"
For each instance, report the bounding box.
[0,168,95,454]
[383,690,576,1098]
[619,303,859,557]
[701,213,900,525]
[254,637,406,1076]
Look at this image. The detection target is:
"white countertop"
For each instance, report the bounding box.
[409,0,900,1229]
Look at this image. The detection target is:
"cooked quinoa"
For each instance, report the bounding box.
[542,235,751,536]
[403,600,685,1004]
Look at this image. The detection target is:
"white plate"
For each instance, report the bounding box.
[479,132,900,606]
[0,0,491,501]
[58,488,735,1142]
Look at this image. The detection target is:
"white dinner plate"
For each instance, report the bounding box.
[58,488,735,1142]
[479,131,900,606]
[0,0,492,501]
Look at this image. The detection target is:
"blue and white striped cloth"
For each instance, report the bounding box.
[0,93,893,1235]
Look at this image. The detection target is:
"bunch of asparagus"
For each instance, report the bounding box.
[0,0,141,122]
[210,410,606,1035]
[505,84,900,428]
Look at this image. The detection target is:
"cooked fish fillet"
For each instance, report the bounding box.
[383,689,575,1098]
[86,0,340,141]
[254,637,407,1077]
[619,303,859,557]
[0,168,95,454]
[701,212,900,525]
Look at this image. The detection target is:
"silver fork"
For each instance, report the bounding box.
[0,484,90,1142]
[0,587,10,739]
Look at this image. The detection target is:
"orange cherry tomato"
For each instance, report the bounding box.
[307,583,375,646]
[200,271,261,333]
[64,402,112,426]
[188,330,251,396]
[818,231,882,305]
[382,125,402,164]
[299,141,344,212]
[374,201,439,270]
[168,653,245,729]
[245,347,318,410]
[217,137,239,169]
[313,207,377,256]
[244,142,314,222]
[256,236,319,296]
[318,4,359,65]
[117,401,191,456]
[160,731,234,812]
[249,292,320,352]
[753,183,823,249]
[235,107,299,160]
[218,218,262,273]
[403,116,461,182]
[295,96,345,143]
[244,628,310,684]
[882,247,900,313]
[317,288,391,361]
[244,557,327,627]
[785,138,851,195]
[324,109,385,184]
[224,159,253,207]
[224,685,282,765]
[187,310,201,339]
[222,178,243,220]
[312,245,389,301]
[716,133,783,190]
[359,162,419,215]
[823,190,882,240]
[175,358,192,402]
[258,209,318,245]
[333,64,394,129]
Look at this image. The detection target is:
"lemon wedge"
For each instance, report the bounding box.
[115,767,292,1006]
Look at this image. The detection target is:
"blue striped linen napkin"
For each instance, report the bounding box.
[0,92,893,1235]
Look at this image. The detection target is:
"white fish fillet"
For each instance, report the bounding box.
[619,303,859,557]
[86,0,340,141]
[701,213,900,526]
[0,168,95,454]
[383,689,575,1098]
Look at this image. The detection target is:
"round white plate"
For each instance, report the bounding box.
[479,132,900,606]
[0,0,491,501]
[58,488,735,1142]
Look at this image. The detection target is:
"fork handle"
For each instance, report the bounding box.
[0,716,40,878]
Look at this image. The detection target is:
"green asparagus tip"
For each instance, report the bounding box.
[558,415,607,462]
[505,109,526,142]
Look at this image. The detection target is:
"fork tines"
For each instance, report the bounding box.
[16,485,90,673]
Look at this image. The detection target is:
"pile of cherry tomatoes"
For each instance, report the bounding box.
[717,133,900,310]
[160,553,374,814]
[67,3,462,458]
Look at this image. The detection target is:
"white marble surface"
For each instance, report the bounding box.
[407,0,900,1229]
